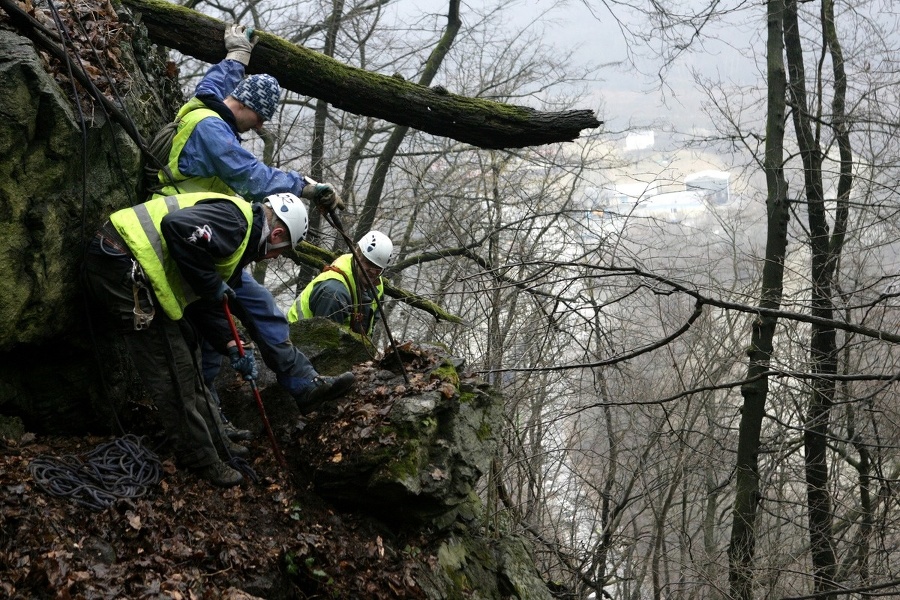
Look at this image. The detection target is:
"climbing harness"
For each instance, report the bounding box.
[130,259,156,330]
[322,264,371,336]
[29,435,162,511]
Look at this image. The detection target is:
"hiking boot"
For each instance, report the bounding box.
[295,372,355,412]
[223,421,253,442]
[221,440,250,459]
[192,461,243,488]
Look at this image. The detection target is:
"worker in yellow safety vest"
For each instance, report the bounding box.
[145,23,353,437]
[83,192,309,488]
[288,231,393,337]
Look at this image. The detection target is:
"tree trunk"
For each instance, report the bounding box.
[354,0,460,238]
[119,0,601,149]
[304,0,343,253]
[784,0,852,591]
[727,0,791,596]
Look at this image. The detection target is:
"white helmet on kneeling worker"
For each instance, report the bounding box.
[357,230,393,269]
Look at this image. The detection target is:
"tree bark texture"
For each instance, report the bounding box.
[830,0,867,570]
[727,0,791,597]
[120,0,601,149]
[784,0,845,593]
[304,0,343,251]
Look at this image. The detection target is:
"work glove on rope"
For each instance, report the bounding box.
[224,23,258,66]
[300,179,345,211]
[227,345,258,381]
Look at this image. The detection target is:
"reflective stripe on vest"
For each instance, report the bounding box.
[157,97,238,198]
[288,254,384,335]
[109,192,254,320]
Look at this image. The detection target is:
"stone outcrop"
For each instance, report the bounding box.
[294,331,500,529]
[0,8,177,432]
[283,322,551,599]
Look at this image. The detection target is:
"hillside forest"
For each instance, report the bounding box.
[5,0,900,598]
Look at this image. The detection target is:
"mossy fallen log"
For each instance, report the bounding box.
[120,0,602,149]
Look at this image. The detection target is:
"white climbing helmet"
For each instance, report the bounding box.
[265,193,309,248]
[357,230,394,269]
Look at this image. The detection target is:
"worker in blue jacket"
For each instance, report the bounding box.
[152,24,354,430]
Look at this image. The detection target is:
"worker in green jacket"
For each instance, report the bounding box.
[83,192,308,488]
[288,231,393,337]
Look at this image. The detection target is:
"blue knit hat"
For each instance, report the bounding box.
[231,74,280,121]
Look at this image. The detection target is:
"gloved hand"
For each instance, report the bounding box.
[227,344,258,381]
[213,280,236,303]
[224,23,257,66]
[300,181,346,211]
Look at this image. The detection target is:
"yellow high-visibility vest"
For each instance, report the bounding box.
[110,192,253,320]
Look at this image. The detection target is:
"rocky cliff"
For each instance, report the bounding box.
[0,0,177,432]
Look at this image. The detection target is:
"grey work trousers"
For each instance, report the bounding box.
[82,237,227,469]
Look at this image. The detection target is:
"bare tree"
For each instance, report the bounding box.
[142,0,900,597]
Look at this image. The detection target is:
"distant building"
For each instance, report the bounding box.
[625,131,655,151]
[628,189,707,223]
[588,168,732,229]
[684,170,731,205]
[607,181,660,205]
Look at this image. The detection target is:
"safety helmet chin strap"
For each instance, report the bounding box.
[267,240,291,251]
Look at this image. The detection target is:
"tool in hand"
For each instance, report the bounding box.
[222,296,288,468]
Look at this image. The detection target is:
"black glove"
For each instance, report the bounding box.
[224,23,257,65]
[227,345,258,381]
[213,281,236,303]
[301,180,345,211]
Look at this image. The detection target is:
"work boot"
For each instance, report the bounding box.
[223,421,253,442]
[221,439,250,459]
[192,460,243,488]
[295,372,355,412]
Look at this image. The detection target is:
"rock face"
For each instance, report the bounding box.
[290,316,373,374]
[295,336,500,529]
[418,534,556,600]
[279,324,552,600]
[0,10,177,432]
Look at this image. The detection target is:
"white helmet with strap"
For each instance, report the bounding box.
[357,230,393,269]
[265,193,308,248]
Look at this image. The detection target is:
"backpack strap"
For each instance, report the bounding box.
[142,121,181,196]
